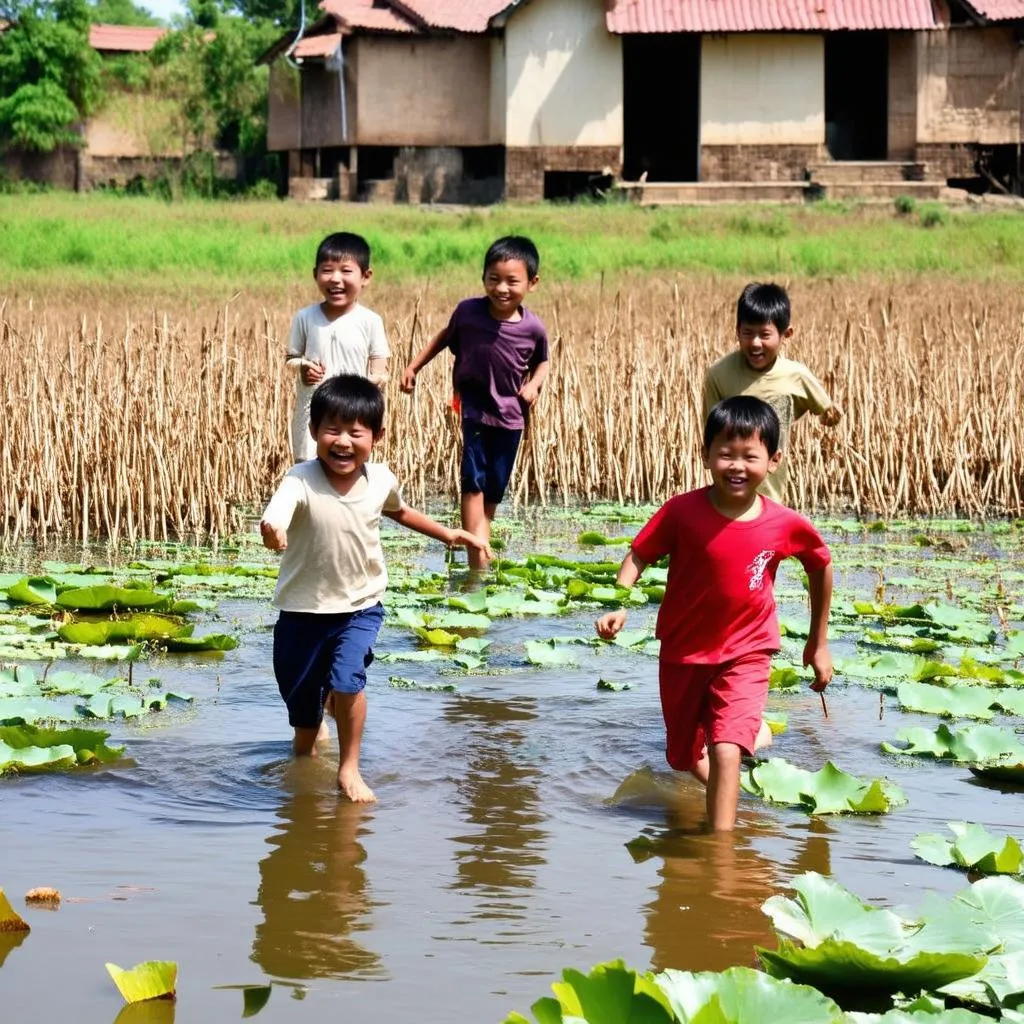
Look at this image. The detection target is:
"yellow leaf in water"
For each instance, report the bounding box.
[106,961,178,1003]
[25,887,61,905]
[0,888,30,932]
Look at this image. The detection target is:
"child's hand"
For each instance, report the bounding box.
[450,529,492,561]
[301,359,326,386]
[518,380,541,406]
[820,406,842,427]
[260,520,287,552]
[399,366,417,393]
[803,640,833,692]
[595,610,628,639]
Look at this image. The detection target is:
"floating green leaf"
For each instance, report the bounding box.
[969,762,1024,784]
[0,724,123,768]
[5,577,57,606]
[896,682,996,720]
[882,723,1024,763]
[106,961,177,1003]
[387,676,457,693]
[162,634,238,652]
[742,760,906,815]
[525,640,578,667]
[0,888,30,932]
[77,643,143,661]
[413,626,461,647]
[912,822,1023,876]
[57,586,167,611]
[597,678,632,692]
[214,983,274,1018]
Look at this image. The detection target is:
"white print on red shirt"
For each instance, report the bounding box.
[746,550,775,591]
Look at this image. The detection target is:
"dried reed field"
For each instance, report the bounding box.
[1,275,1021,546]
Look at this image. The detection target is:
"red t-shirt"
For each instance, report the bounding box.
[632,488,831,665]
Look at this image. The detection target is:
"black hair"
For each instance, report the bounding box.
[483,235,540,279]
[315,232,371,274]
[703,396,781,457]
[309,374,385,434]
[736,282,791,333]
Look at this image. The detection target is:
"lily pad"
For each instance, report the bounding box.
[57,586,167,611]
[912,822,1023,876]
[882,723,1024,763]
[524,640,578,667]
[106,961,177,1003]
[896,682,996,721]
[0,888,30,932]
[5,577,58,606]
[742,760,906,815]
[0,724,123,769]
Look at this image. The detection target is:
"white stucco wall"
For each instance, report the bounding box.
[503,0,622,147]
[700,34,825,145]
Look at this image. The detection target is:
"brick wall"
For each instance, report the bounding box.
[887,33,917,160]
[506,145,622,201]
[915,143,976,180]
[699,145,823,182]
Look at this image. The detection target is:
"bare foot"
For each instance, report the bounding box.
[316,719,331,743]
[338,766,376,803]
[754,719,773,751]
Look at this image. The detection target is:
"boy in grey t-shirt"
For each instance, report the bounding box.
[261,375,489,802]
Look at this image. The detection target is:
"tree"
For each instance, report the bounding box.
[0,0,103,151]
[89,0,161,27]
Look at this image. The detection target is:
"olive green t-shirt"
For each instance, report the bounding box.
[702,351,833,503]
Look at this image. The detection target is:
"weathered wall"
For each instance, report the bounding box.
[503,0,622,147]
[917,26,1023,145]
[887,32,918,160]
[355,35,493,146]
[700,144,823,182]
[700,34,824,145]
[85,90,183,158]
[506,144,620,200]
[267,61,302,152]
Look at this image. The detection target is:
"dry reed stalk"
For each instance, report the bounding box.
[1,276,1022,547]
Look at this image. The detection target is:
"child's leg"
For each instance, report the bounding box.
[327,603,386,803]
[460,491,491,571]
[273,611,335,757]
[705,742,743,831]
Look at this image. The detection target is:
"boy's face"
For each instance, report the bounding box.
[737,320,791,373]
[315,257,371,316]
[483,258,538,318]
[310,415,381,481]
[702,429,781,506]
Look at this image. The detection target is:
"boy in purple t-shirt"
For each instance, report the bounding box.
[400,236,550,570]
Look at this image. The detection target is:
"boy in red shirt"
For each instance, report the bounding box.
[596,396,833,831]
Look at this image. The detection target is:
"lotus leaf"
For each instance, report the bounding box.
[742,760,906,815]
[0,724,122,767]
[969,762,1024,784]
[429,612,492,630]
[446,591,489,613]
[896,682,996,720]
[853,602,929,621]
[882,724,1024,763]
[414,626,461,647]
[78,643,143,661]
[455,637,491,655]
[214,983,274,1018]
[5,577,58,606]
[0,888,29,932]
[912,822,1023,876]
[42,671,117,696]
[655,966,845,1023]
[597,679,632,692]
[387,676,458,693]
[848,1009,1002,1022]
[0,696,69,725]
[161,634,238,652]
[525,640,578,667]
[106,960,177,1003]
[863,632,943,654]
[765,712,789,735]
[770,667,805,690]
[56,586,167,611]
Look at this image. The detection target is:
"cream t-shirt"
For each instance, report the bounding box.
[287,303,390,462]
[262,460,403,613]
[702,351,833,502]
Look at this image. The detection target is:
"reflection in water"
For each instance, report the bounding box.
[251,762,384,981]
[0,932,27,970]
[642,798,833,973]
[112,1000,176,1024]
[444,696,547,927]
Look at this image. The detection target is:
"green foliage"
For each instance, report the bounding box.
[0,0,102,151]
[106,960,177,1003]
[882,723,1024,763]
[912,822,1023,876]
[741,760,906,815]
[0,722,123,771]
[919,205,950,229]
[894,195,917,217]
[89,0,160,25]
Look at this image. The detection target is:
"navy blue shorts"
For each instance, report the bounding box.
[272,604,385,729]
[461,421,523,505]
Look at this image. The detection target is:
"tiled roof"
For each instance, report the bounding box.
[606,0,940,32]
[393,0,514,31]
[293,30,345,56]
[319,0,420,32]
[961,0,1024,18]
[88,24,168,52]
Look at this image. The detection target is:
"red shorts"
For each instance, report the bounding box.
[658,652,772,771]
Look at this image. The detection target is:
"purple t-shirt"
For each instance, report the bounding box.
[442,297,550,431]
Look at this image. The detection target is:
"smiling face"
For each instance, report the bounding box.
[483,258,538,321]
[315,257,371,317]
[737,320,791,373]
[703,428,781,512]
[310,415,380,485]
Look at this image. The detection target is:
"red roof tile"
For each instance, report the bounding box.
[319,0,420,32]
[962,0,1024,18]
[88,24,168,52]
[606,0,939,32]
[394,0,514,32]
[293,30,345,56]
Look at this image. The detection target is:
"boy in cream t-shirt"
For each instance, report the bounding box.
[261,375,489,802]
[286,232,390,462]
[703,282,841,503]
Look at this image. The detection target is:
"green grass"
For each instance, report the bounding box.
[2,193,1023,291]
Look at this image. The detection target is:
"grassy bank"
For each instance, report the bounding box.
[2,194,1024,295]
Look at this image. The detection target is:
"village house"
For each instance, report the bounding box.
[260,0,1024,203]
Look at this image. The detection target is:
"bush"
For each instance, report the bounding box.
[894,194,917,216]
[919,204,949,229]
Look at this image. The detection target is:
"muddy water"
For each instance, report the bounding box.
[1,530,1021,1023]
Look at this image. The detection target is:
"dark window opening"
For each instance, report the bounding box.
[623,34,700,182]
[543,170,613,202]
[357,146,398,185]
[825,32,888,160]
[462,146,505,180]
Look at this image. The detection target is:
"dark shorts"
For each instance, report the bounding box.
[272,604,385,729]
[461,421,523,505]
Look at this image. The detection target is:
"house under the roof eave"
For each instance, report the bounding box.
[261,0,1024,203]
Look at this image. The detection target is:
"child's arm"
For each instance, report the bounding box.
[594,551,648,638]
[384,505,492,562]
[400,328,449,393]
[819,405,842,427]
[702,368,724,424]
[259,476,304,552]
[803,563,834,691]
[367,357,390,387]
[518,359,549,406]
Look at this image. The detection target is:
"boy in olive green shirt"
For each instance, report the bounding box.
[703,283,841,503]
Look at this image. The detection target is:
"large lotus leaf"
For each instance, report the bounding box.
[742,760,905,815]
[990,689,1024,716]
[0,724,122,765]
[882,724,1024,763]
[5,577,58,606]
[525,640,578,667]
[161,634,238,652]
[106,960,177,1003]
[896,682,995,720]
[941,949,1024,1010]
[42,671,116,696]
[78,643,143,661]
[952,876,1024,954]
[0,737,76,771]
[413,626,461,647]
[655,966,845,1023]
[487,591,564,617]
[549,960,674,1024]
[455,637,491,655]
[58,620,135,645]
[957,658,1006,684]
[446,591,489,613]
[923,602,995,637]
[429,611,492,630]
[56,586,167,611]
[757,938,986,997]
[0,697,68,725]
[912,823,1024,876]
[854,602,930,621]
[863,632,943,655]
[848,1009,1002,1022]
